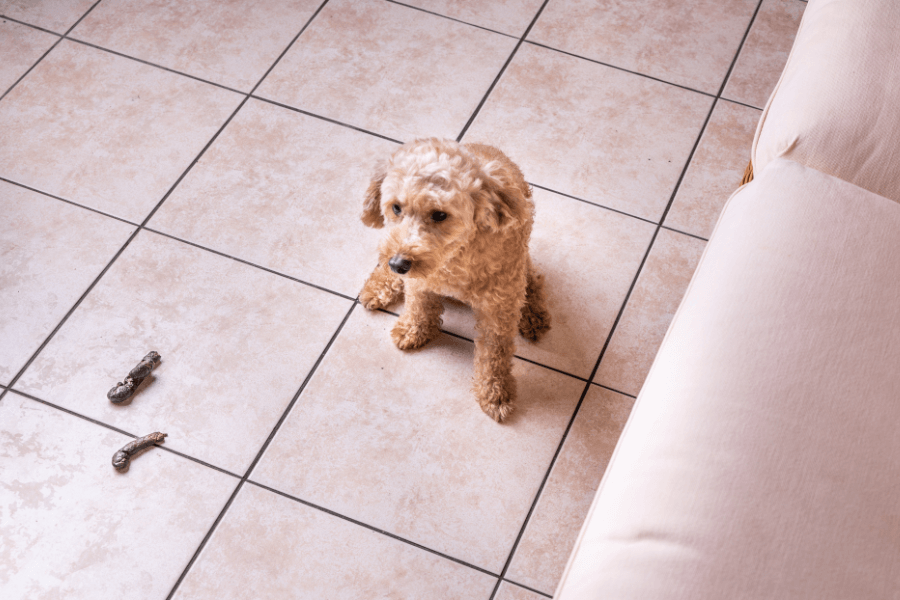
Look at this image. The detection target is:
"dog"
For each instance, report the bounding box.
[359,138,551,422]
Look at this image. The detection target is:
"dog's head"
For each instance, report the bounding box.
[361,138,529,278]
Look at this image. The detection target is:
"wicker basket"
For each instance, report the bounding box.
[740,160,754,186]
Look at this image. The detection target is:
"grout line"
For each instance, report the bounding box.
[718,96,764,112]
[0,0,103,102]
[384,0,517,39]
[0,3,268,445]
[248,95,404,144]
[714,0,765,99]
[374,307,595,385]
[589,381,637,399]
[455,0,553,142]
[66,37,247,94]
[525,40,718,98]
[143,227,357,303]
[0,227,144,396]
[0,14,64,35]
[0,176,140,227]
[528,182,658,225]
[4,9,704,233]
[486,4,765,597]
[245,0,331,97]
[164,299,356,599]
[7,389,243,479]
[437,327,591,383]
[501,579,553,598]
[246,480,501,580]
[659,225,709,242]
[485,231,655,600]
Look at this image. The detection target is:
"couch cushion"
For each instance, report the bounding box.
[753,0,900,202]
[555,159,900,599]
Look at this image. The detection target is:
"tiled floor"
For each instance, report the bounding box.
[0,1,803,598]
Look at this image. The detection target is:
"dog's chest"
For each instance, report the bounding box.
[428,264,475,303]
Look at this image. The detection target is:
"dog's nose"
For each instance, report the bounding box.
[389,256,412,275]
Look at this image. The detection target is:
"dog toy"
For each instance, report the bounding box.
[112,432,167,471]
[107,351,161,403]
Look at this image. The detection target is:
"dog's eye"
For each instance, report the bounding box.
[392,204,401,215]
[431,211,448,222]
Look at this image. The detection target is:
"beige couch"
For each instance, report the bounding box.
[555,0,900,597]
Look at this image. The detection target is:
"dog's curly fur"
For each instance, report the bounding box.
[360,138,551,422]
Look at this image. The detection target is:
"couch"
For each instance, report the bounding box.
[554,0,900,597]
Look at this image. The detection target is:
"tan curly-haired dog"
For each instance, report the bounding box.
[359,138,551,422]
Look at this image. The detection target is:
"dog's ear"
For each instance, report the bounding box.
[361,168,386,229]
[473,167,531,233]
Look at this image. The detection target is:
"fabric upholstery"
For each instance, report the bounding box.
[555,159,900,599]
[753,0,900,203]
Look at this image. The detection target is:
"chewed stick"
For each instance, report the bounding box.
[108,351,161,403]
[112,432,167,471]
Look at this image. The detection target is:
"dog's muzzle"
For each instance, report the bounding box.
[389,255,412,275]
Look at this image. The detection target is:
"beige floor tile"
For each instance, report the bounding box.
[0,182,135,385]
[252,309,585,573]
[0,0,96,32]
[15,231,352,474]
[255,0,517,141]
[175,483,497,599]
[465,43,711,222]
[0,40,241,222]
[397,0,544,37]
[0,392,237,600]
[496,581,549,600]
[528,0,758,94]
[723,0,806,109]
[441,188,656,379]
[594,229,706,396]
[665,100,761,239]
[149,99,395,298]
[0,19,58,94]
[507,386,634,594]
[71,0,321,91]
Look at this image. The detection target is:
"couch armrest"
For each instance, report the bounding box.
[753,0,900,202]
[555,159,900,599]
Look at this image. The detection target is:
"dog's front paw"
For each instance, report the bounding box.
[360,268,404,311]
[475,379,515,423]
[360,286,392,311]
[391,318,439,350]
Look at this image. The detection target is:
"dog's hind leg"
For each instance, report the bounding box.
[391,282,444,350]
[518,259,551,342]
[360,261,404,310]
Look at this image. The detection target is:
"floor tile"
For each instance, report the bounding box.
[723,0,805,109]
[594,229,706,396]
[441,188,656,379]
[71,0,321,92]
[174,482,497,599]
[507,386,634,594]
[149,99,396,298]
[15,231,352,474]
[252,309,585,573]
[465,43,712,222]
[665,100,761,238]
[0,182,135,385]
[0,40,242,222]
[496,581,549,600]
[0,19,58,94]
[0,0,95,32]
[0,392,237,600]
[528,0,758,94]
[255,0,517,141]
[396,0,544,37]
